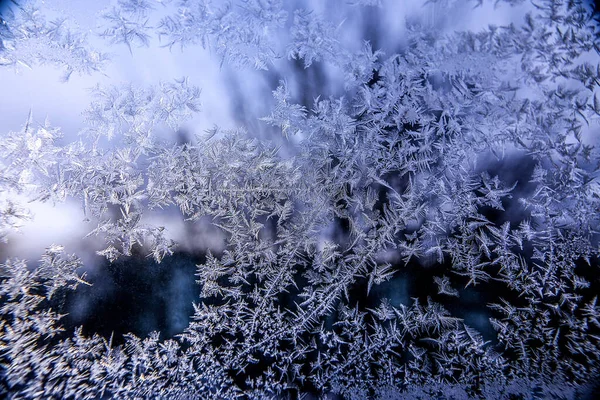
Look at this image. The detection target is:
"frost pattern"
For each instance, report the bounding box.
[0,3,108,80]
[1,0,600,398]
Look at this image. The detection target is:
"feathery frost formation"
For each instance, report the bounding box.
[1,0,600,398]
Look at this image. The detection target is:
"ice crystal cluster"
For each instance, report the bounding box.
[1,0,600,398]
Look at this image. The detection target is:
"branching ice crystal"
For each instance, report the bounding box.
[0,0,600,398]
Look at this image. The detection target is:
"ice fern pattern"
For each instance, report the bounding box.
[1,0,600,398]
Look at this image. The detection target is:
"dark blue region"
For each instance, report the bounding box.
[0,0,17,16]
[62,251,203,344]
[0,0,17,49]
